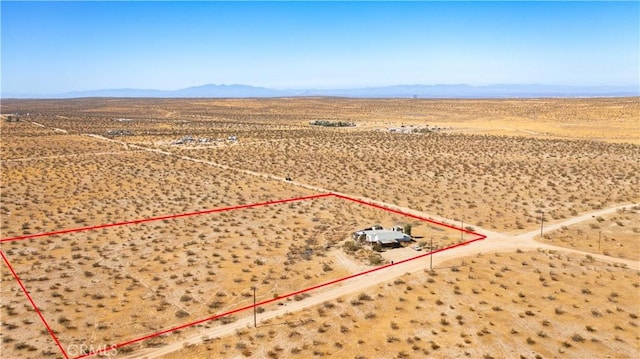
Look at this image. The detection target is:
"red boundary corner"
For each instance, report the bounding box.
[0,193,485,359]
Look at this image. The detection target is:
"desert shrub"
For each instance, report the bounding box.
[221,316,237,324]
[175,310,189,318]
[571,333,585,342]
[368,253,383,265]
[343,241,360,252]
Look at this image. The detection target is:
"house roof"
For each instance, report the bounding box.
[363,230,409,243]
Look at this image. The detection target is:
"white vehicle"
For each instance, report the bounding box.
[412,245,422,251]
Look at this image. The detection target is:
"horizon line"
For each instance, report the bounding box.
[3,82,639,99]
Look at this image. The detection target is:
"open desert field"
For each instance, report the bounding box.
[540,205,640,261]
[1,97,638,359]
[2,194,463,356]
[166,249,639,359]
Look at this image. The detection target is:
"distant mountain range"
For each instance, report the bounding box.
[3,83,639,99]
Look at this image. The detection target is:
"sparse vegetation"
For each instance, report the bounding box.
[1,97,637,359]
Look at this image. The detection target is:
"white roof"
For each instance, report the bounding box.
[363,230,409,243]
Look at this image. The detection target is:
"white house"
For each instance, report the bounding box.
[362,229,411,247]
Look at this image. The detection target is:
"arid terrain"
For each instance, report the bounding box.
[1,97,638,359]
[166,250,639,359]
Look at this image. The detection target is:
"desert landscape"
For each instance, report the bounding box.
[1,97,638,359]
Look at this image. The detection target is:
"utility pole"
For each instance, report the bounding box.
[430,236,433,270]
[540,211,544,240]
[598,231,601,252]
[460,218,464,242]
[252,286,257,328]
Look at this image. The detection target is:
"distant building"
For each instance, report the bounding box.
[388,127,413,134]
[106,129,134,137]
[5,115,20,122]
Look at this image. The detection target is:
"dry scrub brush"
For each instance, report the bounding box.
[542,206,640,260]
[164,249,640,359]
[0,196,433,354]
[176,131,639,232]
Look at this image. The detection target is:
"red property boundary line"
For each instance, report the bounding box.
[0,193,486,359]
[0,250,70,358]
[0,193,333,243]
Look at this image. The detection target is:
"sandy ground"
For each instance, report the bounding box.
[123,203,638,359]
[165,248,639,359]
[0,98,637,359]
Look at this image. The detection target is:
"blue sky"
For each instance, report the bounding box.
[1,1,638,94]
